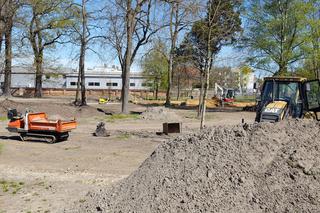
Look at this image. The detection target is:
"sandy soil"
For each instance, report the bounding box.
[0,97,255,213]
[80,120,320,213]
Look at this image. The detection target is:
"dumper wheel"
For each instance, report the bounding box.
[19,133,26,142]
[45,135,56,144]
[56,132,69,142]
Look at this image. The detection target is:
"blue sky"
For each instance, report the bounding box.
[12,0,248,74]
[54,0,248,72]
[55,45,245,71]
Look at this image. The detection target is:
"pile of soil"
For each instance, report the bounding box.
[185,97,220,108]
[0,99,21,115]
[74,120,320,212]
[141,107,181,121]
[0,99,100,119]
[94,122,110,137]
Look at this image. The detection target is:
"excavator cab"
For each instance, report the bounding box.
[256,77,320,122]
[305,80,320,120]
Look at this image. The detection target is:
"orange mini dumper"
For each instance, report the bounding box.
[7,109,77,143]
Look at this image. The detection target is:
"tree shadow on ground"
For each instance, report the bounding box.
[0,135,66,144]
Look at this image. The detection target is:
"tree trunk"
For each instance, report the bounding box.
[197,71,204,118]
[277,63,287,76]
[165,53,173,106]
[0,31,3,54]
[33,12,44,98]
[75,68,81,104]
[176,75,180,101]
[200,21,213,129]
[3,18,12,96]
[165,2,178,107]
[200,62,211,129]
[34,51,43,98]
[80,0,87,106]
[0,3,6,54]
[121,3,134,114]
[121,59,131,113]
[79,44,86,106]
[155,80,159,100]
[153,79,156,98]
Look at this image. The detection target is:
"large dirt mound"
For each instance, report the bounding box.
[141,107,181,121]
[74,120,320,213]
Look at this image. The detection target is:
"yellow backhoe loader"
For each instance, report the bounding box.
[255,77,320,122]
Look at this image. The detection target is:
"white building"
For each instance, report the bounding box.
[0,66,68,88]
[65,65,148,90]
[0,65,149,91]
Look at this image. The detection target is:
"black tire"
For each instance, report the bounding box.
[46,135,56,144]
[55,132,69,142]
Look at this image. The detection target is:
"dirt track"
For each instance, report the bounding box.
[0,98,255,213]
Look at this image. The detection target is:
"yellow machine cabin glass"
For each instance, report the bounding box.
[262,81,300,103]
[306,81,320,110]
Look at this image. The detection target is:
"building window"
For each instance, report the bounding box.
[70,82,77,86]
[107,82,118,87]
[142,82,152,87]
[88,82,100,86]
[130,83,135,87]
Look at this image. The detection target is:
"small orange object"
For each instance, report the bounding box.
[8,118,24,129]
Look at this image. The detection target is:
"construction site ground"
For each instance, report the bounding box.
[0,97,255,213]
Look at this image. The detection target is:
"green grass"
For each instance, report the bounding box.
[143,97,166,101]
[116,133,131,140]
[105,114,140,122]
[79,199,86,203]
[0,180,24,194]
[0,117,7,121]
[235,95,256,102]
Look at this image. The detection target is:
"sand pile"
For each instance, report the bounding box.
[185,98,220,108]
[141,107,181,121]
[73,120,320,212]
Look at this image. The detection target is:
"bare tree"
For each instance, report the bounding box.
[0,0,6,54]
[69,0,105,106]
[105,0,161,114]
[73,0,89,106]
[190,0,242,129]
[21,0,73,97]
[162,0,198,107]
[176,31,206,117]
[0,0,19,97]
